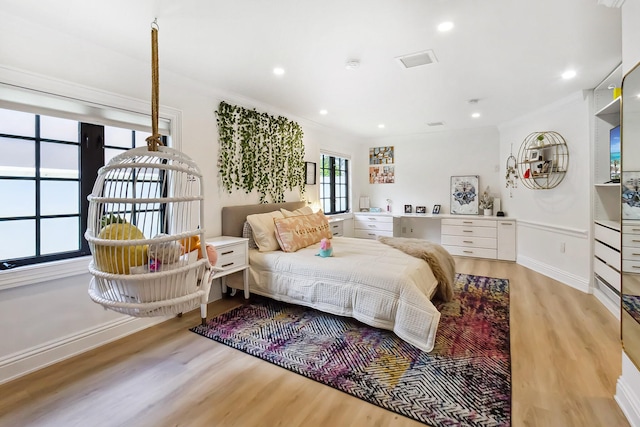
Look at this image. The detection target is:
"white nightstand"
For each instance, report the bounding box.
[207,236,250,299]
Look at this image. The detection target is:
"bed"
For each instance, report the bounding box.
[221,202,453,352]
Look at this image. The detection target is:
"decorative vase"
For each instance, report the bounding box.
[484,208,492,216]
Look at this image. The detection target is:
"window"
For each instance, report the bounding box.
[319,153,350,214]
[0,107,166,270]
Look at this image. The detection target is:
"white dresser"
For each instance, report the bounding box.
[441,217,516,261]
[353,212,394,239]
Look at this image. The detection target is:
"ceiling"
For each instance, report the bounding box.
[0,0,623,138]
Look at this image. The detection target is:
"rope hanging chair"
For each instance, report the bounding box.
[85,20,212,324]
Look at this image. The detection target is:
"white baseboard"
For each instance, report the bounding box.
[617,376,640,427]
[0,315,169,385]
[517,255,590,293]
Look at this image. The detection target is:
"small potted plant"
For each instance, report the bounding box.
[479,186,493,216]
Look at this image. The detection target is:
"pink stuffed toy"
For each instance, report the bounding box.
[317,238,333,257]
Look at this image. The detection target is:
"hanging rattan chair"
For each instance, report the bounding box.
[85,21,212,324]
[85,146,212,323]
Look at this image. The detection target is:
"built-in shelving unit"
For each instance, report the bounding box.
[592,64,622,317]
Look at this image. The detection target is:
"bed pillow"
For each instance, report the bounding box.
[246,210,284,252]
[273,211,332,252]
[280,205,314,218]
[241,221,259,249]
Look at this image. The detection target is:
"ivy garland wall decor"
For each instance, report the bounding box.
[216,101,306,203]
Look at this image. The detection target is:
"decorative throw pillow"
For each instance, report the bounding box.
[246,210,284,252]
[242,221,259,249]
[273,211,332,252]
[280,205,314,218]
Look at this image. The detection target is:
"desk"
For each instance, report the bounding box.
[355,212,516,261]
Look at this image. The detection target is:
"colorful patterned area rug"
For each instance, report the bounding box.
[191,273,511,426]
[623,294,640,324]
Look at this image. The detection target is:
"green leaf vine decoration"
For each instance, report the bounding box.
[216,101,306,203]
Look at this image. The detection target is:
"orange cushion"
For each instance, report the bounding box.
[273,211,332,252]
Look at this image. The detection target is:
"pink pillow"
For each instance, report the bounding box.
[273,211,332,252]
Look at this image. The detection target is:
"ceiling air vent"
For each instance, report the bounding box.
[396,50,438,69]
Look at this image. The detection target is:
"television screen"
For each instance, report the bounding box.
[611,125,620,182]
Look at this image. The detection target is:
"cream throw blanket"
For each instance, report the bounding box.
[378,236,455,302]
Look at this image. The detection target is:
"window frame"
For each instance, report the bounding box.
[0,69,182,289]
[319,152,350,215]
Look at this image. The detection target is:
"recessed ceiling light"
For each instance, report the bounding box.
[319,109,328,115]
[273,67,285,76]
[562,70,576,80]
[378,124,385,129]
[345,60,360,70]
[438,21,454,32]
[471,113,481,118]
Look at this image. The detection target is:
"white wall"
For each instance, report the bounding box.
[498,92,591,290]
[355,127,501,215]
[0,11,361,384]
[618,1,640,425]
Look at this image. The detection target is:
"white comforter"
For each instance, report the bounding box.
[248,236,441,352]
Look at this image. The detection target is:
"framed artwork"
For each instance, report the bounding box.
[369,146,394,165]
[529,150,540,161]
[305,162,316,185]
[432,204,441,214]
[622,172,640,219]
[450,175,479,215]
[369,165,395,184]
[404,204,412,213]
[416,206,426,214]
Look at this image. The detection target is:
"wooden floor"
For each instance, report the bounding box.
[0,258,630,427]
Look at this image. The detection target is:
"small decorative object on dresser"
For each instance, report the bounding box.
[416,206,426,214]
[404,204,412,213]
[432,204,441,214]
[479,186,494,216]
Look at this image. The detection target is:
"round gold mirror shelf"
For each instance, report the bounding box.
[516,131,569,190]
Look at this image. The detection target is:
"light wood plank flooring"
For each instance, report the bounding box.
[0,258,630,427]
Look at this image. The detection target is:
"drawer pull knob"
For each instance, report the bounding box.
[633,266,640,269]
[500,223,512,226]
[463,240,473,243]
[221,262,234,268]
[633,240,640,243]
[221,250,234,255]
[368,233,375,236]
[633,253,640,256]
[368,224,377,228]
[367,217,377,221]
[463,221,473,224]
[463,230,473,233]
[463,250,473,253]
[633,229,640,232]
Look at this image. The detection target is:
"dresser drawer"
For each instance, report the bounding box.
[623,246,640,262]
[442,218,496,228]
[623,223,640,235]
[441,234,497,249]
[441,225,497,238]
[594,240,620,270]
[442,245,497,259]
[622,234,640,248]
[623,259,640,274]
[354,214,394,223]
[354,220,394,232]
[354,229,393,239]
[595,258,621,291]
[595,223,620,249]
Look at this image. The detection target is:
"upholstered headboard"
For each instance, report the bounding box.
[221,201,307,237]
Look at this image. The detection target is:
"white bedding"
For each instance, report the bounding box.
[248,236,441,352]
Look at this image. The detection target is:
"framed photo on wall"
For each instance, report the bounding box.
[450,175,479,215]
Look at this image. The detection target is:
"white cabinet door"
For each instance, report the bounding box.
[497,220,516,261]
